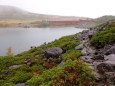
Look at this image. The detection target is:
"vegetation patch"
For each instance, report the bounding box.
[90,24,115,48]
[0,33,95,86]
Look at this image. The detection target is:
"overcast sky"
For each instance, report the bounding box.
[0,0,115,18]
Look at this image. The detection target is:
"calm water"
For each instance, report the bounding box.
[0,27,85,56]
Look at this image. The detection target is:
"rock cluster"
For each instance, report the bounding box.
[75,21,115,85]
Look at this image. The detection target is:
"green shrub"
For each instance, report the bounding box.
[26,59,94,86]
[90,27,115,48]
[13,64,31,72]
[7,71,30,84]
[61,50,82,60]
[29,64,45,72]
[2,83,15,86]
[0,56,16,74]
[46,34,80,52]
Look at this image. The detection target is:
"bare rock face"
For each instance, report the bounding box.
[44,47,63,59]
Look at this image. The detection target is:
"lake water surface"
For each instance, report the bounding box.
[0,27,85,56]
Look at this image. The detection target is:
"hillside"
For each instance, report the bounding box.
[0,5,88,20]
[0,20,115,86]
[75,15,115,28]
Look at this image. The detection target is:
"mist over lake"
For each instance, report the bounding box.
[0,27,85,56]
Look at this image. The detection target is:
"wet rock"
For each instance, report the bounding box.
[105,45,115,55]
[75,44,83,50]
[44,47,63,58]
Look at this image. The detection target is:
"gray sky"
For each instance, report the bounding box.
[0,0,115,18]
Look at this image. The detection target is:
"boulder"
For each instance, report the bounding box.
[104,72,115,85]
[81,48,89,56]
[76,30,89,41]
[105,54,115,61]
[93,54,104,60]
[80,56,93,63]
[96,61,115,74]
[44,47,63,58]
[88,30,97,38]
[75,44,83,50]
[105,45,115,55]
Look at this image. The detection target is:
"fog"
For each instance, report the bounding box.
[0,0,115,18]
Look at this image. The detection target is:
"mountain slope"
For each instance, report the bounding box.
[0,5,49,20]
[0,5,89,20]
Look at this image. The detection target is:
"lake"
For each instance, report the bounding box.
[0,27,85,56]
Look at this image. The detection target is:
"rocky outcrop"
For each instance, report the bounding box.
[74,21,115,85]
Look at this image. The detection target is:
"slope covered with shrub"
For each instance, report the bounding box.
[0,34,95,86]
[90,22,115,48]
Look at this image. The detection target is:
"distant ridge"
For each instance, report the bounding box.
[76,15,115,28]
[0,5,89,20]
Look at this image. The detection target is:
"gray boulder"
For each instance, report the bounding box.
[104,72,115,85]
[105,45,115,55]
[96,61,115,74]
[75,44,83,50]
[44,47,63,58]
[88,30,97,38]
[81,48,88,56]
[105,54,115,61]
[93,54,104,60]
[80,56,93,63]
